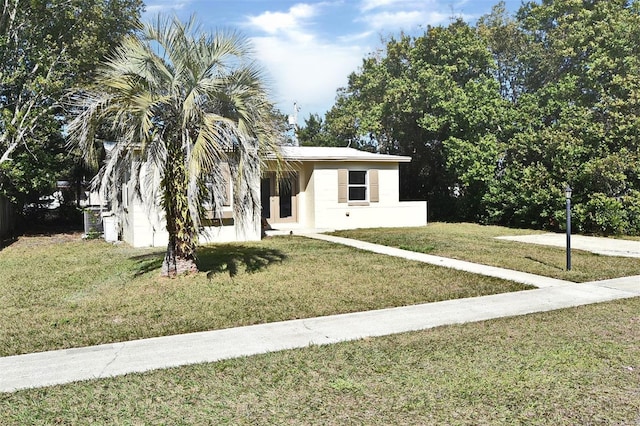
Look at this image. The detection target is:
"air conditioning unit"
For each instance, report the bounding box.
[83,207,103,236]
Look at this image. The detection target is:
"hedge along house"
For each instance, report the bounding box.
[114,146,427,247]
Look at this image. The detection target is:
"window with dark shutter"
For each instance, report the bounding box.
[348,170,367,201]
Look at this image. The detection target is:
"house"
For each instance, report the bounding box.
[113,146,427,247]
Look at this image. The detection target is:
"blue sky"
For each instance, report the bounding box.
[143,0,523,121]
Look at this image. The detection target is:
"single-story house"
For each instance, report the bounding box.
[111,146,427,247]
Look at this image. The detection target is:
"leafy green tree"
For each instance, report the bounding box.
[477,1,528,103]
[316,0,640,234]
[485,0,640,233]
[297,113,323,146]
[296,113,343,147]
[326,21,507,219]
[0,0,142,206]
[68,17,281,276]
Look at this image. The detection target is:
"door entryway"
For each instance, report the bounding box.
[261,172,298,224]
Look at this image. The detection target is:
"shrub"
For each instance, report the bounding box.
[575,193,627,236]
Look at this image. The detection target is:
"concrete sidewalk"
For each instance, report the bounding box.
[1,235,639,393]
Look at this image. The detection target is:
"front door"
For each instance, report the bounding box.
[261,172,298,224]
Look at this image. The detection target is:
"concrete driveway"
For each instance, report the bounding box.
[496,234,640,258]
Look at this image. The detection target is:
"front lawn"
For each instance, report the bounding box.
[2,297,638,425]
[333,223,640,282]
[0,232,528,356]
[1,225,639,423]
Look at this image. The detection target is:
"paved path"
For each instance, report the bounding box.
[306,234,571,288]
[1,236,639,393]
[497,233,640,258]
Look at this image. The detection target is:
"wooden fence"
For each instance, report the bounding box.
[0,195,16,240]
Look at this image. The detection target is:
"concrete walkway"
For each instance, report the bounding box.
[497,233,640,258]
[2,236,639,393]
[306,233,572,288]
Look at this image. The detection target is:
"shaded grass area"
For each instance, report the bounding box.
[0,234,529,356]
[2,298,638,425]
[333,223,640,282]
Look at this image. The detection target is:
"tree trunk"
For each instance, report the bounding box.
[160,138,198,277]
[161,236,197,276]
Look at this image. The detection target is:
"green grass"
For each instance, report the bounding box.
[2,298,638,425]
[0,232,530,357]
[333,223,640,282]
[1,225,639,423]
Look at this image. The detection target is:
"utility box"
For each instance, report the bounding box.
[102,214,118,242]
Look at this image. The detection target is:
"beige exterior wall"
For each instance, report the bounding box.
[314,200,427,230]
[199,219,261,244]
[287,161,427,231]
[119,186,169,248]
[118,151,425,246]
[298,163,315,228]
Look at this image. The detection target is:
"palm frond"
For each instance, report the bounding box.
[68,15,284,269]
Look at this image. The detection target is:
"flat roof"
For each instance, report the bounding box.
[274,146,411,163]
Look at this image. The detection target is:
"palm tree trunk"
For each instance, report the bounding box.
[161,140,198,277]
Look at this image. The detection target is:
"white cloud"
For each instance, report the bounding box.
[247,4,318,37]
[243,0,465,117]
[144,0,191,15]
[356,0,454,30]
[363,10,421,29]
[360,0,413,12]
[244,3,370,116]
[368,9,452,29]
[251,35,365,116]
[338,30,375,44]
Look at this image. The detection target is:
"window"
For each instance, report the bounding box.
[348,170,367,201]
[338,169,379,204]
[203,164,233,221]
[121,182,129,209]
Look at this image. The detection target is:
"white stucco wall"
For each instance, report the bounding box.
[314,201,427,230]
[309,162,427,230]
[199,220,261,244]
[120,195,169,248]
[298,163,315,228]
[121,197,261,248]
[118,150,426,246]
[119,180,261,248]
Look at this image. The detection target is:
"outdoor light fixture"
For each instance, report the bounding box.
[565,185,572,200]
[565,185,572,271]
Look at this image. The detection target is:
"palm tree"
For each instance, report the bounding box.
[67,16,280,276]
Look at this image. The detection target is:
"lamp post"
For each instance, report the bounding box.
[565,185,572,271]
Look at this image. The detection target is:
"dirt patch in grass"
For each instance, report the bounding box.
[10,231,84,247]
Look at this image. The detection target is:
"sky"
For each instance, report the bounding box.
[143,0,523,122]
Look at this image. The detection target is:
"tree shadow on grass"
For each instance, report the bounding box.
[128,245,287,278]
[197,244,287,278]
[130,252,164,277]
